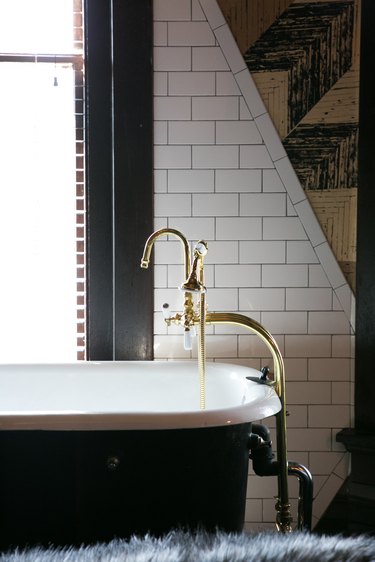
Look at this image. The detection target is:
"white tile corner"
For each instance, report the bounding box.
[192,0,206,20]
[235,69,267,119]
[274,157,306,205]
[198,0,226,30]
[333,452,351,480]
[315,242,348,291]
[255,113,287,162]
[294,198,326,248]
[213,24,247,75]
[334,284,356,330]
[312,473,344,520]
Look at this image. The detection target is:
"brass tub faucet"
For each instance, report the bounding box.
[140,228,313,532]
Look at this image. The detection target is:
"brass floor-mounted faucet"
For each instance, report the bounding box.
[141,228,313,533]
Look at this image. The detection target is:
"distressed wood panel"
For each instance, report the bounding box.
[300,68,359,126]
[220,0,360,290]
[306,188,357,288]
[284,124,358,190]
[252,70,289,138]
[217,0,293,53]
[245,1,355,133]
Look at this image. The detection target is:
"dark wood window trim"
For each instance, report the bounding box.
[316,0,375,535]
[84,0,153,361]
[354,0,375,431]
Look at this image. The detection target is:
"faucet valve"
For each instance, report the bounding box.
[161,304,183,326]
[162,303,171,320]
[180,240,208,295]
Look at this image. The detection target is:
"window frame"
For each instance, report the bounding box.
[84,0,154,361]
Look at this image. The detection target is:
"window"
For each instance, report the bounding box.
[0,0,84,361]
[0,0,153,363]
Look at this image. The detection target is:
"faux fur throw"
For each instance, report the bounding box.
[1,531,375,562]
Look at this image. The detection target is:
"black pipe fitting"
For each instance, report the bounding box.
[249,424,314,531]
[249,423,279,477]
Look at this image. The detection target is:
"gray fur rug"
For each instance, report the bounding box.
[1,531,375,562]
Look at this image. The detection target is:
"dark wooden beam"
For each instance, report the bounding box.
[84,0,114,360]
[354,0,375,431]
[85,0,153,361]
[316,0,375,534]
[112,0,154,360]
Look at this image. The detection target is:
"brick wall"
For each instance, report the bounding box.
[74,0,85,360]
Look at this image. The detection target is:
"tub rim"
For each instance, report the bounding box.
[0,360,281,430]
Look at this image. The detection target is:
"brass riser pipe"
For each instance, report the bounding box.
[203,312,293,533]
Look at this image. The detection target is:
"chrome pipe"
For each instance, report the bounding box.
[288,461,313,531]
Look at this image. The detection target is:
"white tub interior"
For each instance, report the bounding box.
[0,361,281,430]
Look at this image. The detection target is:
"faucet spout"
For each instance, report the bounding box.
[140,228,195,336]
[140,228,191,279]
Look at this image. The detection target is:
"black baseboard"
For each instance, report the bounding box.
[314,478,375,535]
[315,428,375,535]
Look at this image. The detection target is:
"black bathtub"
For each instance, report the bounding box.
[0,361,281,549]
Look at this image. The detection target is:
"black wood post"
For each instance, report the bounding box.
[113,0,154,360]
[85,0,153,361]
[353,0,375,432]
[316,0,375,534]
[84,0,114,360]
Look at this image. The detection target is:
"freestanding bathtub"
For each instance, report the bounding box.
[0,361,281,549]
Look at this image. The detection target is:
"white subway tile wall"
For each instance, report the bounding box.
[169,72,215,95]
[192,46,229,70]
[152,0,355,530]
[168,22,216,45]
[309,266,331,287]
